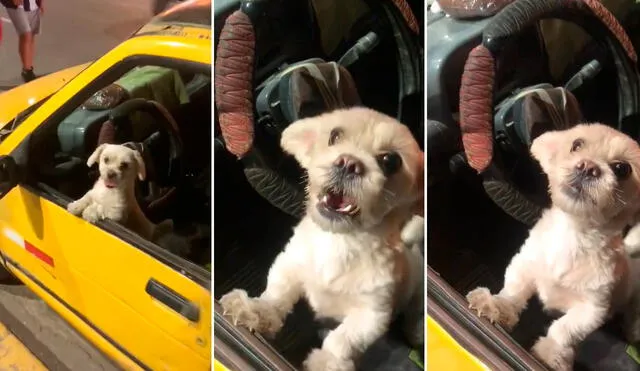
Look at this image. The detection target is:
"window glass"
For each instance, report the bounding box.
[29,63,212,272]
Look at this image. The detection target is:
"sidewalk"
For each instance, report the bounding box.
[0,284,120,371]
[0,320,47,371]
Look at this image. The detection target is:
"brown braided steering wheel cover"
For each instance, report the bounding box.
[459,0,637,174]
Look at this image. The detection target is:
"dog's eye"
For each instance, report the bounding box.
[328,128,343,146]
[103,156,110,164]
[610,161,632,180]
[376,152,402,176]
[120,162,129,171]
[570,138,584,153]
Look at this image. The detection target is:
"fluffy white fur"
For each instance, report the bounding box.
[67,143,172,240]
[219,107,424,371]
[624,215,640,258]
[467,124,640,371]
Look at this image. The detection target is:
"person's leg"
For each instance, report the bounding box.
[18,32,34,70]
[5,8,35,82]
[21,10,41,82]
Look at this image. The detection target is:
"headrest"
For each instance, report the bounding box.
[83,84,130,111]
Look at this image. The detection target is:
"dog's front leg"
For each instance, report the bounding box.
[532,302,607,371]
[467,250,534,330]
[67,193,93,217]
[220,250,302,338]
[304,308,391,371]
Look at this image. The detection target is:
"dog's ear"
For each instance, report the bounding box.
[281,116,322,168]
[530,130,564,170]
[132,150,146,181]
[87,144,107,167]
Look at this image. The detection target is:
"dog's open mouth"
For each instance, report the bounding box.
[318,189,360,216]
[104,179,118,189]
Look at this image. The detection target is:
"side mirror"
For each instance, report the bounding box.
[0,156,19,198]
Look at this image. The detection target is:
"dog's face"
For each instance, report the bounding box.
[531,123,640,223]
[87,144,146,188]
[281,107,423,232]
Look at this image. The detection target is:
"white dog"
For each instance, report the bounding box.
[67,143,172,241]
[466,124,640,371]
[219,107,425,371]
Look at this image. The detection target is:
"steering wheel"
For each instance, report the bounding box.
[103,98,184,187]
[215,0,422,218]
[458,0,640,226]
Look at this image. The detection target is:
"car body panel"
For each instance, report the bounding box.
[427,315,489,370]
[214,359,231,371]
[0,13,212,371]
[0,190,211,369]
[0,63,90,128]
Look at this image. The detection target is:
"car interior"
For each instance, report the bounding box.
[214,0,424,369]
[13,63,212,271]
[427,2,640,370]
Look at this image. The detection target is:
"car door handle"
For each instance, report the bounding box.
[145,278,200,322]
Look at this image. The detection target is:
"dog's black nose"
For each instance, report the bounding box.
[576,160,601,179]
[333,154,365,175]
[107,170,117,179]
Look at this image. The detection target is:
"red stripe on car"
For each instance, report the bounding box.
[24,241,54,267]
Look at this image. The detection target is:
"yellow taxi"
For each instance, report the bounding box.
[0,0,211,370]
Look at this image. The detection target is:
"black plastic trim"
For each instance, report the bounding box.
[146,278,200,322]
[427,275,544,371]
[213,309,296,371]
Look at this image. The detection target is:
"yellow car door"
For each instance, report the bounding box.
[0,34,212,371]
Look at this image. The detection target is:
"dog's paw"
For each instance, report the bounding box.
[219,289,283,338]
[303,349,355,371]
[67,201,84,216]
[81,204,104,224]
[401,215,424,246]
[531,336,574,371]
[466,287,519,331]
[625,224,640,257]
[102,206,126,223]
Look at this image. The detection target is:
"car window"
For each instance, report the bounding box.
[28,61,212,275]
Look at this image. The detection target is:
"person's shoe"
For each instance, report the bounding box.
[21,68,36,83]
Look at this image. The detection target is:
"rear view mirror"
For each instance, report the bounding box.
[0,156,19,198]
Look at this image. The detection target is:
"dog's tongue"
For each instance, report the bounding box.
[325,191,346,209]
[322,190,359,215]
[104,179,118,188]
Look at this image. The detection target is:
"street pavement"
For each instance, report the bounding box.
[0,0,156,369]
[0,0,154,87]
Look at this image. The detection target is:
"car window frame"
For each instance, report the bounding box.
[22,55,212,289]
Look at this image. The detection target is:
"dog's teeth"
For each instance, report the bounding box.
[337,204,354,213]
[322,194,329,203]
